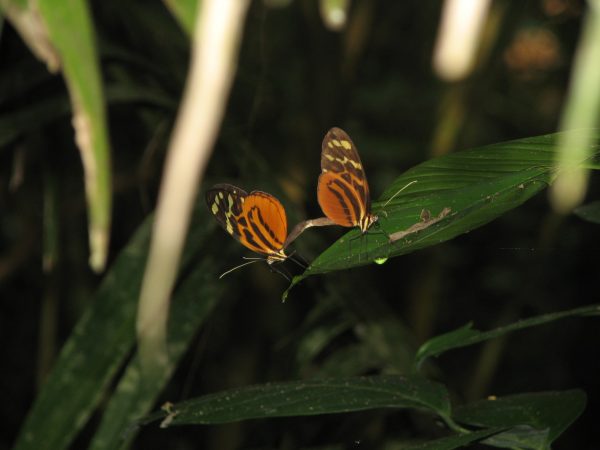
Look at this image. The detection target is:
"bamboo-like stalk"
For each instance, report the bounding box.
[136,0,250,375]
[550,0,600,213]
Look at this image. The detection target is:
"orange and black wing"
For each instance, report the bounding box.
[241,191,288,256]
[317,127,372,229]
[206,184,287,259]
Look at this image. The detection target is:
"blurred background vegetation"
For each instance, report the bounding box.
[1,0,599,448]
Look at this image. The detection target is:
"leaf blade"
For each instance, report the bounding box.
[13,202,219,450]
[35,0,112,271]
[454,390,587,448]
[300,131,600,278]
[145,375,451,426]
[415,304,600,367]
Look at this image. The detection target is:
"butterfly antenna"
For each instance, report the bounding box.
[219,258,263,279]
[381,180,418,209]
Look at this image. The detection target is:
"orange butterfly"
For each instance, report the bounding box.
[317,127,379,233]
[206,184,289,266]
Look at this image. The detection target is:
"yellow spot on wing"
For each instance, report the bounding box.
[335,155,362,169]
[211,203,219,214]
[332,139,341,147]
[341,140,352,150]
[226,221,233,234]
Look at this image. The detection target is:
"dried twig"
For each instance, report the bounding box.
[388,207,452,243]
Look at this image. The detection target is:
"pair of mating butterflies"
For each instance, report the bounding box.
[206,127,380,267]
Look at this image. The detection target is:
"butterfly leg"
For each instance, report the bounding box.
[288,251,308,269]
[269,263,291,281]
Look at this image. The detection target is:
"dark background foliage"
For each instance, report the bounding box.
[1,0,599,448]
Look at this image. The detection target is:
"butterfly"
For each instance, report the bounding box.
[206,184,289,266]
[317,127,379,233]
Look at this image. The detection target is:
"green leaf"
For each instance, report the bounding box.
[574,200,600,224]
[454,390,587,449]
[292,131,600,284]
[35,0,112,271]
[479,426,551,450]
[13,202,219,450]
[88,257,222,450]
[143,375,452,426]
[389,428,504,450]
[414,304,600,367]
[13,220,150,450]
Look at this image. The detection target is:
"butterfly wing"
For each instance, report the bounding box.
[206,184,287,259]
[241,191,287,255]
[206,183,249,244]
[317,127,372,228]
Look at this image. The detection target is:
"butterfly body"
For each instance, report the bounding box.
[206,184,288,264]
[317,127,378,233]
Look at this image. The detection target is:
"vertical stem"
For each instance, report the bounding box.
[136,0,250,376]
[550,0,600,212]
[38,165,60,388]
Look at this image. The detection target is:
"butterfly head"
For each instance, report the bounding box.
[266,249,288,264]
[359,212,378,234]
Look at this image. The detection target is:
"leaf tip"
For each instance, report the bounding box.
[282,274,306,302]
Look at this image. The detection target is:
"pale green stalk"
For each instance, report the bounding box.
[136,0,250,376]
[550,0,600,213]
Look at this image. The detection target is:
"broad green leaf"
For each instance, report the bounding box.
[286,131,600,294]
[454,390,587,449]
[34,0,112,271]
[13,221,149,450]
[414,304,600,368]
[13,202,219,450]
[478,426,550,450]
[143,375,452,426]
[88,257,222,450]
[574,200,600,224]
[387,428,504,450]
[163,0,199,36]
